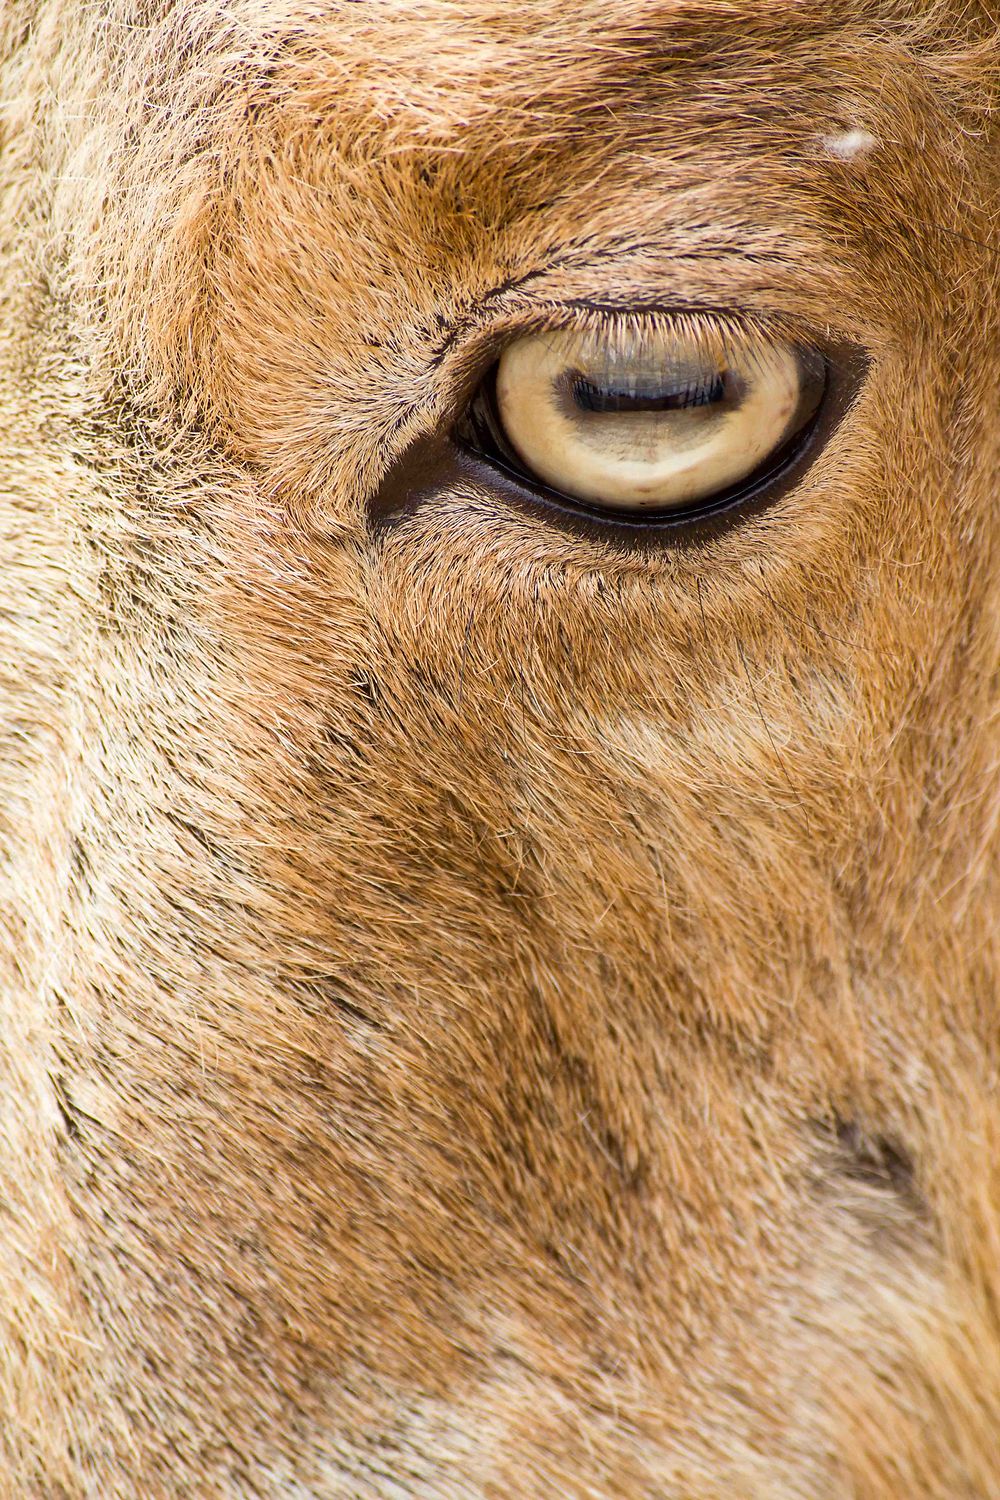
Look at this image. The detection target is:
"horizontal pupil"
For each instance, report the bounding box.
[571,370,729,414]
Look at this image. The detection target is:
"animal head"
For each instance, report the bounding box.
[1,1,998,1493]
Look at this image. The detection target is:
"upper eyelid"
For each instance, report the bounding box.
[423,221,846,391]
[429,300,820,420]
[376,287,849,496]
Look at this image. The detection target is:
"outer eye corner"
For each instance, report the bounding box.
[454,314,834,535]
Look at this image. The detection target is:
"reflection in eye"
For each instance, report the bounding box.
[488,318,826,514]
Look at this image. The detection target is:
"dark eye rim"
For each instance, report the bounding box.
[458,349,825,524]
[370,332,869,554]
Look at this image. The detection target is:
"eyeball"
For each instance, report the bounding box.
[486,319,826,515]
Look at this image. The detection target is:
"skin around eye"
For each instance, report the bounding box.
[492,322,824,513]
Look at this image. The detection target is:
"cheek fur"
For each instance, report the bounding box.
[1,2,999,1495]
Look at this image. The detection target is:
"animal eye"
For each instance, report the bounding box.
[461,317,827,521]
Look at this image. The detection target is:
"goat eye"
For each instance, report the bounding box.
[470,320,826,517]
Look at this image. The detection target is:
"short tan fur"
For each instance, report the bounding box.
[1,2,999,1494]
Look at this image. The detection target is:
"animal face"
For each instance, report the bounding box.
[1,1,998,1493]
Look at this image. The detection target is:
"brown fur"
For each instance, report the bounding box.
[1,1,1000,1493]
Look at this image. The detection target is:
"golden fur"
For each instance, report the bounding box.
[1,1,999,1493]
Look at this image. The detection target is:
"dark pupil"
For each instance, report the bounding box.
[571,369,729,414]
